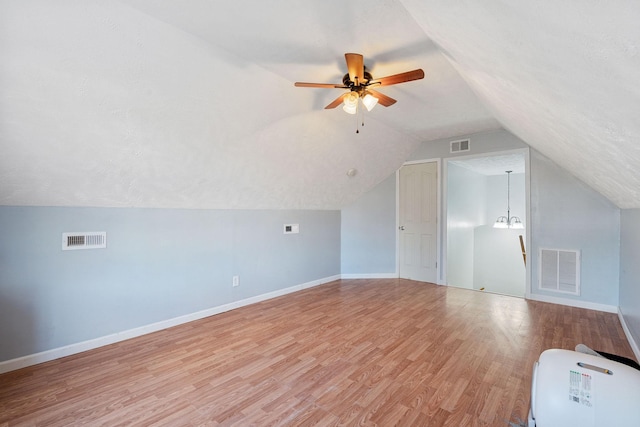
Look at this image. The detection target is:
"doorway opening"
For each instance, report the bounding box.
[444,150,528,297]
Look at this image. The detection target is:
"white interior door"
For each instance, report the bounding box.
[399,162,438,282]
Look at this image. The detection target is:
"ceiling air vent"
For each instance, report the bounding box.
[450,138,470,153]
[62,232,107,250]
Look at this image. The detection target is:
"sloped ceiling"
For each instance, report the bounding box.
[0,1,638,210]
[401,0,640,209]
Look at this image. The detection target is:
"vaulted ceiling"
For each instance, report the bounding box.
[1,1,638,209]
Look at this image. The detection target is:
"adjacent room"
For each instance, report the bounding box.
[446,151,527,297]
[2,1,640,425]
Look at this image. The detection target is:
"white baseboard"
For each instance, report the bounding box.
[618,308,640,363]
[340,273,398,279]
[525,292,618,313]
[0,275,341,374]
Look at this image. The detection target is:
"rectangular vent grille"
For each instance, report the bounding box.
[450,138,470,153]
[62,232,107,250]
[539,248,580,295]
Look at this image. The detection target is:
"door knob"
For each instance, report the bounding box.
[399,226,405,230]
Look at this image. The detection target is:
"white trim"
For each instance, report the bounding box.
[396,169,400,275]
[402,158,439,166]
[341,273,398,279]
[526,292,617,313]
[524,149,531,297]
[395,168,400,278]
[436,159,442,283]
[0,275,340,374]
[441,159,449,285]
[618,308,640,363]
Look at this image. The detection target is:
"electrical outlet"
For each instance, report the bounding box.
[232,275,239,287]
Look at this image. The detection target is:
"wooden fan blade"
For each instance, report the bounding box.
[345,53,364,85]
[295,82,347,88]
[367,89,396,107]
[370,69,424,86]
[325,93,347,109]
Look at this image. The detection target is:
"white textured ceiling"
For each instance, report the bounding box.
[401,0,640,208]
[1,0,638,209]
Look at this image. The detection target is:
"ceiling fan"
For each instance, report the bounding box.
[294,53,425,114]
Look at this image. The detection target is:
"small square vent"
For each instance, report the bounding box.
[539,248,580,295]
[284,224,300,234]
[450,138,470,153]
[62,232,107,250]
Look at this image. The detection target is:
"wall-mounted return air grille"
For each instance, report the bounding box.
[539,248,580,295]
[450,138,470,153]
[62,232,107,250]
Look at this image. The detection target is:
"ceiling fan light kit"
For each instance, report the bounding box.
[341,91,378,115]
[295,53,424,131]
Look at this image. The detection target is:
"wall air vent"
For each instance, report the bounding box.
[539,248,580,295]
[62,232,107,250]
[450,138,470,153]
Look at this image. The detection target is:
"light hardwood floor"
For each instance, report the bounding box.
[0,279,635,426]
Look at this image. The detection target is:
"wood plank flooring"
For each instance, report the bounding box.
[0,279,635,426]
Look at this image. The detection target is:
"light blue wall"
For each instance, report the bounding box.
[341,174,396,275]
[0,206,340,362]
[341,129,622,308]
[1,129,632,365]
[619,209,640,349]
[414,130,620,306]
[340,130,528,281]
[530,151,620,305]
[410,129,528,160]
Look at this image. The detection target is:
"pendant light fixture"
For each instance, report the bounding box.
[493,170,524,229]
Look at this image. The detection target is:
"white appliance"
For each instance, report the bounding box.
[528,349,640,426]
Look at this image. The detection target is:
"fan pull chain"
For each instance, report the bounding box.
[355,100,366,134]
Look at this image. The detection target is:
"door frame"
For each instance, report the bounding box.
[396,158,442,283]
[442,148,531,296]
